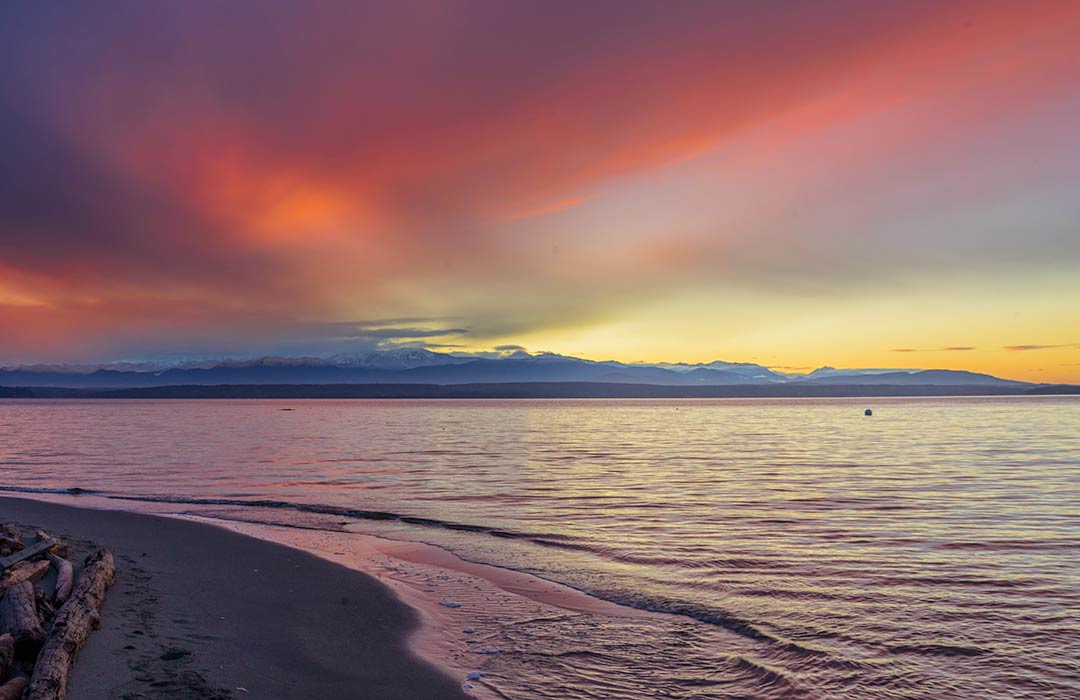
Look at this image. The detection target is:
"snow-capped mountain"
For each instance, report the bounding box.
[0,350,1031,389]
[326,347,471,369]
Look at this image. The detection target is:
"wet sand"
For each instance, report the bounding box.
[0,493,686,698]
[190,515,679,697]
[0,496,469,699]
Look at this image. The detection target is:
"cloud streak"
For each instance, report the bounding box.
[891,347,976,353]
[1003,344,1078,352]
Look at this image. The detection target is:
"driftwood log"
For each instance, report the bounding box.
[0,633,13,679]
[0,538,58,572]
[0,525,21,558]
[0,560,50,591]
[48,554,74,605]
[0,580,46,655]
[27,549,115,700]
[34,531,68,559]
[0,538,21,558]
[34,586,57,622]
[0,525,19,544]
[0,525,20,557]
[0,677,27,700]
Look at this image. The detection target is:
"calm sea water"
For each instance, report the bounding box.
[1,397,1078,698]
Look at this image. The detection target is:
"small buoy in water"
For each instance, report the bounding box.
[864,408,873,416]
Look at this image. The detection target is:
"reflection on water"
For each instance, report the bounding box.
[1,397,1078,698]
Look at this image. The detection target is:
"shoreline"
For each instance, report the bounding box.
[186,516,678,692]
[0,493,677,699]
[0,496,471,699]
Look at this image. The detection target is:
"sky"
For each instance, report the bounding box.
[1,0,1079,381]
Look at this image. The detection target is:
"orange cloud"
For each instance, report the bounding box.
[191,155,364,245]
[2,1,1078,367]
[497,195,592,222]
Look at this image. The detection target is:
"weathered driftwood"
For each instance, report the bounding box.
[0,525,20,543]
[48,554,74,605]
[0,560,50,591]
[0,633,14,679]
[0,677,28,700]
[27,549,116,700]
[34,585,57,622]
[0,580,46,654]
[0,537,22,558]
[0,538,57,572]
[35,531,68,559]
[0,525,22,558]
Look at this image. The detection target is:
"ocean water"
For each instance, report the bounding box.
[1,396,1078,698]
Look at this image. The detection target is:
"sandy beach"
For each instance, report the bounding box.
[0,496,469,699]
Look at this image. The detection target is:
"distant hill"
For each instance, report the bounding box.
[801,366,920,379]
[648,360,788,382]
[0,349,1035,390]
[799,369,1029,388]
[1026,384,1080,395]
[13,382,1071,400]
[0,386,32,398]
[0,353,771,388]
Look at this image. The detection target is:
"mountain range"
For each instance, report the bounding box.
[0,348,1034,389]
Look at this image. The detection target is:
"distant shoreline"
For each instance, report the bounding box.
[3,381,1077,399]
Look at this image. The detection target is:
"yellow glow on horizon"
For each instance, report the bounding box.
[452,270,1080,383]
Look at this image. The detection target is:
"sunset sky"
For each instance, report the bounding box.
[2,1,1079,381]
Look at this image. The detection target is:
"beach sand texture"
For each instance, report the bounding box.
[0,497,469,699]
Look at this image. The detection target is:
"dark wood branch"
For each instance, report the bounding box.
[0,581,46,655]
[34,585,57,623]
[0,525,20,545]
[0,561,50,591]
[27,549,116,700]
[0,538,22,558]
[0,677,28,700]
[34,531,68,559]
[0,538,58,572]
[0,525,21,558]
[0,633,14,679]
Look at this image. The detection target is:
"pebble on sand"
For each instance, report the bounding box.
[462,627,475,633]
[440,601,463,608]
